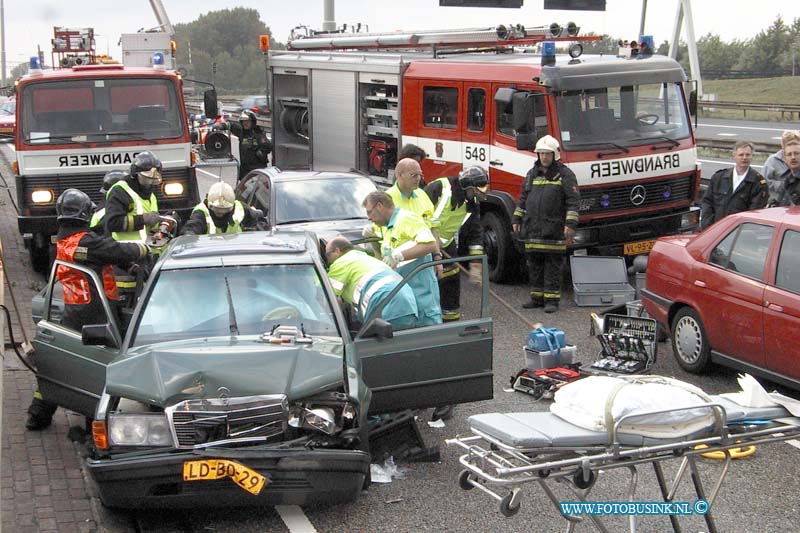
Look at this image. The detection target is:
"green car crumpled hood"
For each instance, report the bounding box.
[105,337,345,407]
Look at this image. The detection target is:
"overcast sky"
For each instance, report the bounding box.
[3,0,800,78]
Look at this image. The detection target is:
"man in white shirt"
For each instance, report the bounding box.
[700,141,768,229]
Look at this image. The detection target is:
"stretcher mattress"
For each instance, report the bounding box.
[467,396,793,449]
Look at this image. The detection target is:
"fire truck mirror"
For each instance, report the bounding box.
[493,87,516,107]
[512,92,535,133]
[204,89,219,118]
[516,133,536,152]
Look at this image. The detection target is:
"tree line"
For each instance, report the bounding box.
[580,15,800,79]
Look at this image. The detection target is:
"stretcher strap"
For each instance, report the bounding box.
[602,376,719,445]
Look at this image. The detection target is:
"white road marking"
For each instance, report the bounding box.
[275,505,317,533]
[701,123,789,132]
[786,439,800,451]
[717,133,738,137]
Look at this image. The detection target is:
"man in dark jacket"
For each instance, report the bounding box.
[512,135,580,314]
[229,110,272,180]
[700,141,768,229]
[772,140,800,207]
[26,189,151,430]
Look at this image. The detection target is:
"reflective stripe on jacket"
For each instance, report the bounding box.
[192,201,246,234]
[109,180,158,242]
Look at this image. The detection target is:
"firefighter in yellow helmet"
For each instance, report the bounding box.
[512,135,580,314]
[181,182,266,235]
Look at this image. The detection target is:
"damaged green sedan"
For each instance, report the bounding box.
[31,231,493,508]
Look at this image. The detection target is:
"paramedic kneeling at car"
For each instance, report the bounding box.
[26,188,151,431]
[325,236,419,330]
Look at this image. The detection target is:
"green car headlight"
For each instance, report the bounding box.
[108,414,173,446]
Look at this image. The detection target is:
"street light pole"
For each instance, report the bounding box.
[1,0,7,86]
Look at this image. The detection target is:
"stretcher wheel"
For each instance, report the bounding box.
[573,468,596,489]
[537,468,551,478]
[458,469,475,491]
[500,492,521,517]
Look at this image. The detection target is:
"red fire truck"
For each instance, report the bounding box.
[12,53,217,271]
[267,23,700,281]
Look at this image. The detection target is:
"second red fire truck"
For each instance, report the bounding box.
[267,23,700,281]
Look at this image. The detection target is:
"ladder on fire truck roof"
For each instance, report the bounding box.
[287,22,598,51]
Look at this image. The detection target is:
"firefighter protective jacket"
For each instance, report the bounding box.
[104,177,159,242]
[700,167,768,229]
[181,200,260,235]
[230,123,272,175]
[425,176,483,254]
[512,160,580,252]
[55,225,149,329]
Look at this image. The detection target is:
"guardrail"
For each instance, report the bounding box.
[184,100,782,153]
[698,100,800,121]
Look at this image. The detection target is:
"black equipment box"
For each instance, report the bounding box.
[588,313,657,375]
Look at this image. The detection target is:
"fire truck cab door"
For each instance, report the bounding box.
[489,85,545,186]
[461,82,492,174]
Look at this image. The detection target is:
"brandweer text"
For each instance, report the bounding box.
[58,152,140,167]
[591,154,680,179]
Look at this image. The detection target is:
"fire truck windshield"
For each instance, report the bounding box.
[19,77,183,145]
[555,82,690,152]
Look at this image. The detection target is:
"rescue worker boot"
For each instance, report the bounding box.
[26,395,57,431]
[431,405,456,421]
[522,299,544,309]
[544,300,559,314]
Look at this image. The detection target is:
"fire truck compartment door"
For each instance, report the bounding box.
[311,70,357,171]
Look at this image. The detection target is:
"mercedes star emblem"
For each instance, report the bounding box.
[630,184,647,206]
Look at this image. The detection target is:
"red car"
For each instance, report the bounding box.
[0,98,14,138]
[642,207,800,388]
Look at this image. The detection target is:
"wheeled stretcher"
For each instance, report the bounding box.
[447,394,800,532]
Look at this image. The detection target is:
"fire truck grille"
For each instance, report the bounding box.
[578,175,694,214]
[168,395,288,448]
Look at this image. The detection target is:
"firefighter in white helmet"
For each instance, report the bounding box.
[511,135,580,314]
[181,182,267,235]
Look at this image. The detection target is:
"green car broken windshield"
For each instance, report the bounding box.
[131,264,338,346]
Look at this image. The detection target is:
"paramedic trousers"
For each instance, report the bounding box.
[526,251,564,305]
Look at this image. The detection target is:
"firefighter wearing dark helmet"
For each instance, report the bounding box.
[512,135,580,314]
[229,109,272,180]
[104,151,163,243]
[25,188,150,431]
[424,165,488,321]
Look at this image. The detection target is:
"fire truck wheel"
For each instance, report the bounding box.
[481,211,514,283]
